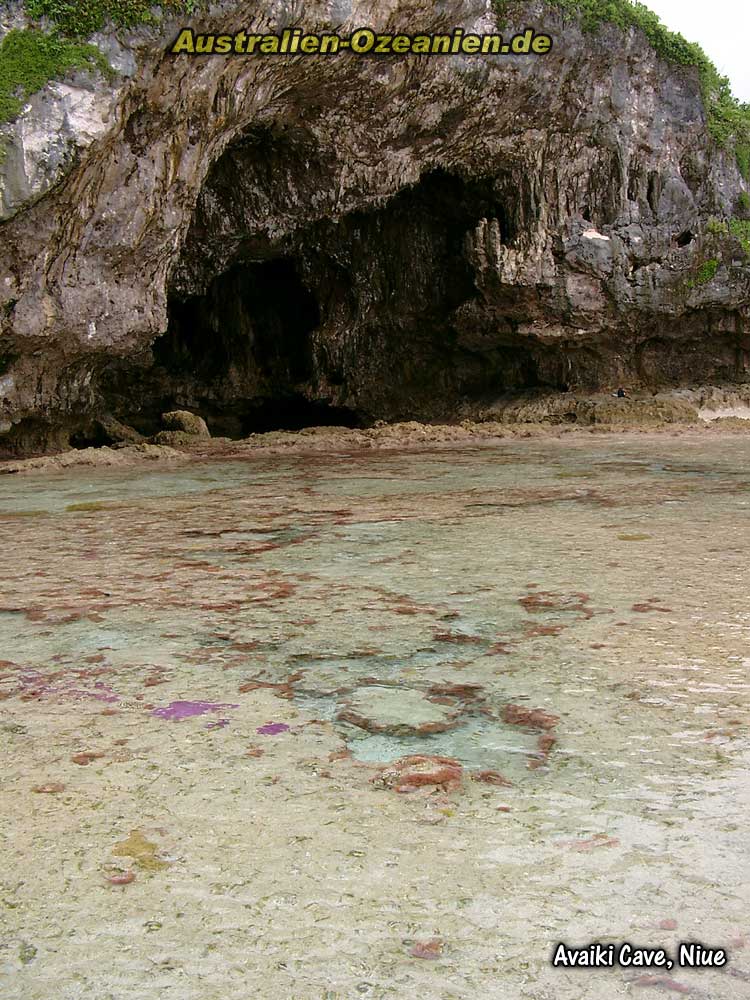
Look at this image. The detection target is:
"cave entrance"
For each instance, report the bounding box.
[161,257,318,386]
[153,256,360,436]
[132,156,550,438]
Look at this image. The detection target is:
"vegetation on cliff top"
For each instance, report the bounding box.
[24,1,200,38]
[0,28,109,124]
[0,3,200,126]
[495,0,750,177]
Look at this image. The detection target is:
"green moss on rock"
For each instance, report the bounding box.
[705,217,750,255]
[728,217,750,254]
[695,258,719,285]
[0,28,110,124]
[24,1,200,37]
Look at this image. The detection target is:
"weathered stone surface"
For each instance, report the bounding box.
[161,410,211,437]
[0,77,122,221]
[0,0,749,452]
[0,442,182,474]
[478,390,701,426]
[97,415,144,444]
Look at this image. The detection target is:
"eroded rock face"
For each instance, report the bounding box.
[0,0,749,453]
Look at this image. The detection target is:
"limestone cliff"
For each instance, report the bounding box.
[0,0,749,452]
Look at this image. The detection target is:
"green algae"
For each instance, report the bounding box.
[19,941,37,964]
[65,501,113,512]
[112,829,169,871]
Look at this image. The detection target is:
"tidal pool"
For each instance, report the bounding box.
[1,433,749,999]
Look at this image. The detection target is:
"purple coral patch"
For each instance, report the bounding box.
[256,722,290,736]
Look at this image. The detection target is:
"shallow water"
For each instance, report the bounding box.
[1,434,749,999]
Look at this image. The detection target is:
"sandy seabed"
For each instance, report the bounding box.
[1,428,749,999]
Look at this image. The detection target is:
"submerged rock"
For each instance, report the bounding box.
[336,686,462,736]
[372,755,464,794]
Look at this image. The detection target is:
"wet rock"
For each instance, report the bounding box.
[150,430,206,447]
[336,686,462,736]
[71,751,106,766]
[161,411,210,438]
[372,755,463,794]
[501,705,560,731]
[0,444,182,474]
[488,394,702,428]
[97,415,144,445]
[1,1,748,452]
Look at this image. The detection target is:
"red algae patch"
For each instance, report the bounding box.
[631,975,692,993]
[562,833,620,852]
[372,755,463,794]
[71,751,106,766]
[409,938,445,960]
[105,871,136,886]
[501,704,560,731]
[471,770,513,787]
[529,732,558,769]
[632,599,674,613]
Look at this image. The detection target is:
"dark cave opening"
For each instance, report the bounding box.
[158,257,319,387]
[147,256,362,436]
[97,160,561,441]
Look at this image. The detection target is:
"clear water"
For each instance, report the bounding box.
[1,435,749,999]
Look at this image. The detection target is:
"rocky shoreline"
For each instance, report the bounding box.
[2,384,749,475]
